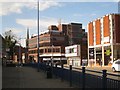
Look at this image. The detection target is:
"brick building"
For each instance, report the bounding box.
[60,23,88,66]
[28,22,87,66]
[88,14,120,66]
[28,26,66,63]
[13,45,26,63]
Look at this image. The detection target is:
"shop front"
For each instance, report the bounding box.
[88,44,120,66]
[65,45,81,66]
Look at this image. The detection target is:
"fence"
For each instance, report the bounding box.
[24,63,120,89]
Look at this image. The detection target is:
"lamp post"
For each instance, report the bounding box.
[12,46,15,63]
[19,43,21,66]
[48,30,53,78]
[51,44,54,66]
[50,30,54,67]
[37,0,40,72]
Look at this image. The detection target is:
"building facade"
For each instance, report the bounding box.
[61,23,88,66]
[13,45,26,63]
[65,45,81,66]
[88,14,120,66]
[28,26,66,64]
[28,22,87,66]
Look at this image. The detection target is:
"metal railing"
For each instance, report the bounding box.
[24,63,120,89]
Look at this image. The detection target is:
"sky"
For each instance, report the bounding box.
[0,0,119,47]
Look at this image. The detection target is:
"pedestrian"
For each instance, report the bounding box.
[18,61,22,67]
[100,60,102,67]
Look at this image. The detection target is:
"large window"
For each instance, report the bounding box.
[29,38,37,44]
[40,36,50,42]
[48,49,51,53]
[56,48,60,52]
[40,49,43,53]
[29,50,37,54]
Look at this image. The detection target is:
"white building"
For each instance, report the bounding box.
[65,45,81,66]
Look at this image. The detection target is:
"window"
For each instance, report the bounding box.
[56,48,60,52]
[40,49,43,53]
[48,49,51,53]
[115,61,120,64]
[53,48,56,53]
[66,49,69,54]
[45,49,47,53]
[71,48,74,53]
[69,48,74,53]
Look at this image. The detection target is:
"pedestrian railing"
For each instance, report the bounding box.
[24,63,120,89]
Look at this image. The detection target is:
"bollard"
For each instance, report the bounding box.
[82,66,85,90]
[55,64,57,68]
[55,64,58,78]
[51,63,53,78]
[102,69,107,89]
[46,66,52,79]
[69,65,72,87]
[61,64,63,81]
[61,64,63,68]
[37,60,41,72]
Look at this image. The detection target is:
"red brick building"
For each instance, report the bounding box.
[28,22,87,66]
[88,14,120,66]
[28,26,66,63]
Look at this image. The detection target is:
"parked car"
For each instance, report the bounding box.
[6,59,16,67]
[6,60,13,64]
[111,59,120,72]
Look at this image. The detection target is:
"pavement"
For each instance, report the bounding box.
[64,65,120,80]
[2,64,119,89]
[64,64,117,73]
[2,66,72,88]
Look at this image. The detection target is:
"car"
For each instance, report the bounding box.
[111,59,120,72]
[6,60,16,67]
[6,60,13,64]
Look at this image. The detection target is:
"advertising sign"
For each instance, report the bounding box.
[65,45,80,57]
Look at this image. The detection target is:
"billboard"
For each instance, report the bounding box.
[65,45,80,57]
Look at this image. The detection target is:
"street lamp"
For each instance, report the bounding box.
[37,0,40,72]
[50,31,53,78]
[51,44,54,66]
[19,43,21,66]
[50,30,53,67]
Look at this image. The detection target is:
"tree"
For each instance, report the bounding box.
[3,30,17,59]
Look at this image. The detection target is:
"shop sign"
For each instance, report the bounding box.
[105,49,111,56]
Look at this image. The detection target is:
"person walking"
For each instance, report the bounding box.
[100,60,102,67]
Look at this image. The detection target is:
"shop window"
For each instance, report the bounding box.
[70,48,74,53]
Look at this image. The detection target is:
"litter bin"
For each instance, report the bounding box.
[46,66,52,79]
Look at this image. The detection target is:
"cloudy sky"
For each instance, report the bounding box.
[0,0,119,47]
